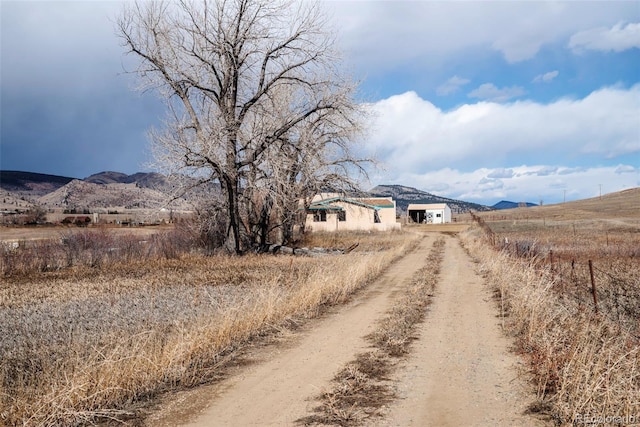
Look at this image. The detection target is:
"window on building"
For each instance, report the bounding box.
[436,213,442,218]
[313,211,327,222]
[337,211,346,222]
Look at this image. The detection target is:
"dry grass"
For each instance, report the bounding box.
[475,199,640,337]
[300,237,444,426]
[460,226,639,425]
[295,230,407,253]
[0,230,419,426]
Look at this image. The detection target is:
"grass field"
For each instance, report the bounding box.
[0,224,170,244]
[2,188,637,425]
[0,228,419,426]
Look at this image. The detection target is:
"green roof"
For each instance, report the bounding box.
[307,197,393,211]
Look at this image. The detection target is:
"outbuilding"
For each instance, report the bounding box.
[407,203,451,224]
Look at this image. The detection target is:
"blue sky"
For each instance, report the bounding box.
[1,1,638,205]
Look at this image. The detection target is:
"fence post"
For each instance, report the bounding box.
[588,260,598,315]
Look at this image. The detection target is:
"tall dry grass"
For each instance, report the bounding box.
[485,219,640,336]
[460,227,639,425]
[0,230,418,426]
[0,227,193,276]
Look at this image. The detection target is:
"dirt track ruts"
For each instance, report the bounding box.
[147,233,545,426]
[377,235,546,426]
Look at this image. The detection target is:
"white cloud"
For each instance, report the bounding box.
[569,22,640,53]
[487,168,515,179]
[436,76,470,96]
[467,83,526,103]
[533,70,559,83]
[536,166,559,176]
[366,85,640,203]
[371,165,639,205]
[478,176,505,191]
[330,2,639,68]
[615,165,637,174]
[558,167,586,175]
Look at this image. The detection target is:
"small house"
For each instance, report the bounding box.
[407,203,451,224]
[305,196,400,232]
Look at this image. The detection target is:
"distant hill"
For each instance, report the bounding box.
[39,179,192,210]
[491,200,538,210]
[84,171,131,185]
[478,188,640,221]
[369,184,491,214]
[0,170,195,211]
[83,171,170,189]
[0,171,75,196]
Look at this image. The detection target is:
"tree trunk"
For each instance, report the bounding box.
[223,173,242,254]
[258,194,273,247]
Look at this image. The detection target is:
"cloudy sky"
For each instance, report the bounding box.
[1,1,638,205]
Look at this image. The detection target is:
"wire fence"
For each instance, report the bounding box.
[470,212,640,337]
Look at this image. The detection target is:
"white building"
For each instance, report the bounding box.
[407,203,452,224]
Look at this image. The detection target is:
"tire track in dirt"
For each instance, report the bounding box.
[148,233,545,426]
[377,235,546,427]
[147,234,435,426]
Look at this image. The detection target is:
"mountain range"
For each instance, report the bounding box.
[369,184,491,214]
[490,200,538,210]
[0,170,192,211]
[1,170,509,214]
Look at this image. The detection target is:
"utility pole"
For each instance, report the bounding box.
[599,184,602,199]
[563,189,566,203]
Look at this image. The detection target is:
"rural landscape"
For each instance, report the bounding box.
[2,0,639,426]
[1,169,638,425]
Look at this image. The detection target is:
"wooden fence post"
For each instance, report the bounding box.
[588,260,598,314]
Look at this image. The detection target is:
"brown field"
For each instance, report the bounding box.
[0,224,172,243]
[0,228,419,426]
[461,187,640,424]
[476,187,640,222]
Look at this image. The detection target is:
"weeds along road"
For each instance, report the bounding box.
[148,233,544,426]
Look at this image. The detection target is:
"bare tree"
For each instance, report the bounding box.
[236,81,369,246]
[118,0,366,253]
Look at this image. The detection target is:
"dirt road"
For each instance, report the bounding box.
[148,233,543,426]
[378,236,543,426]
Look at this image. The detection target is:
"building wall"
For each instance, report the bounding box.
[408,204,452,224]
[377,204,396,224]
[339,202,374,230]
[305,202,400,232]
[443,205,452,223]
[305,211,339,232]
[425,208,446,224]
